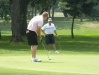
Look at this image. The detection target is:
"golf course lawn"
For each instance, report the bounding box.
[0,53,99,75]
[0,18,99,75]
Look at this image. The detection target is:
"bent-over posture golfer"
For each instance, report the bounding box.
[26,12,48,62]
[41,18,59,53]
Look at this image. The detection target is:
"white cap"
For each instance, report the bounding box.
[48,18,52,21]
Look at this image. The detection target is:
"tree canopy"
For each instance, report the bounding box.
[59,0,98,38]
[0,0,99,41]
[59,0,98,17]
[0,0,10,21]
[30,0,56,14]
[9,0,57,42]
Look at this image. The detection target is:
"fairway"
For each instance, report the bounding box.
[0,53,99,75]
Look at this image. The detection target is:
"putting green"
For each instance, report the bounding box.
[0,54,99,75]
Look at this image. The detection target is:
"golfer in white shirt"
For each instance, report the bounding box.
[26,12,48,62]
[41,18,59,53]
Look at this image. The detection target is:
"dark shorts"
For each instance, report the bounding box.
[26,30,38,45]
[45,34,55,45]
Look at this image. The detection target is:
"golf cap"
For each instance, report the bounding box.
[48,18,52,21]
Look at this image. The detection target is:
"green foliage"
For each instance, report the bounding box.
[0,0,10,22]
[88,4,99,21]
[59,0,98,17]
[58,0,99,38]
[58,2,67,10]
[30,0,57,13]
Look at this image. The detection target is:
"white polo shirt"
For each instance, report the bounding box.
[27,15,43,33]
[41,23,56,34]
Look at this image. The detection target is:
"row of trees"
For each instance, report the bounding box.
[0,0,10,21]
[58,0,99,38]
[0,0,57,42]
[0,0,99,41]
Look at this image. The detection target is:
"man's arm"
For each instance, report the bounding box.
[37,26,42,40]
[41,25,47,36]
[54,30,58,35]
[53,24,57,36]
[54,30,58,38]
[41,29,46,35]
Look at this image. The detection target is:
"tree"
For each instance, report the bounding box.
[10,0,23,42]
[88,4,99,21]
[58,1,68,17]
[0,29,1,39]
[59,0,98,38]
[79,14,84,22]
[20,0,30,36]
[9,0,31,42]
[52,6,54,19]
[1,0,57,42]
[30,0,57,15]
[52,0,60,19]
[0,0,10,21]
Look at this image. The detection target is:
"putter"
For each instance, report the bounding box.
[57,38,62,51]
[41,40,52,60]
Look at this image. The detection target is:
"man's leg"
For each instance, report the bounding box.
[31,45,38,58]
[52,44,56,51]
[46,44,50,51]
[31,45,41,62]
[45,35,51,53]
[52,44,59,53]
[50,35,59,53]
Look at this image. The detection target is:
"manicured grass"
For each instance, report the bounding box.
[0,53,99,75]
[0,18,99,75]
[0,35,99,75]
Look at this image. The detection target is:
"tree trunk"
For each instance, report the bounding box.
[52,6,54,20]
[80,16,83,22]
[10,0,23,42]
[1,13,3,19]
[20,0,28,36]
[48,8,51,17]
[0,29,1,39]
[34,8,37,16]
[71,16,75,38]
[80,14,83,22]
[32,7,34,17]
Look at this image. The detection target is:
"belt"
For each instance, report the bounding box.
[47,34,53,35]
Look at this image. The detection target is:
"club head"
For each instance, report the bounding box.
[49,59,51,60]
[49,58,54,60]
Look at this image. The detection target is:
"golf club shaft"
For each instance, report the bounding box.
[57,39,62,50]
[41,40,50,59]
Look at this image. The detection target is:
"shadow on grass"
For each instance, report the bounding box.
[55,35,99,53]
[0,36,29,52]
[0,35,99,54]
